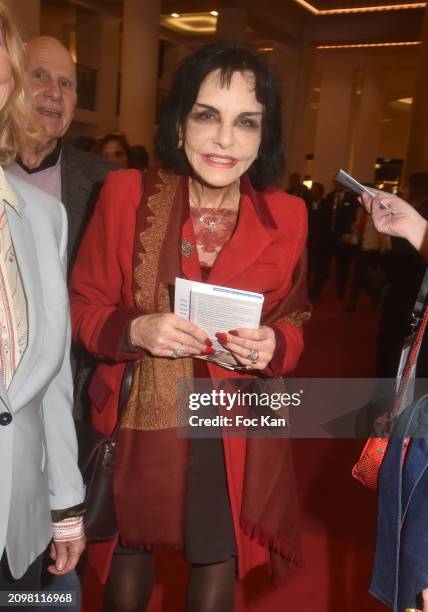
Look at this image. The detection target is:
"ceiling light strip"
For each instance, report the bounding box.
[294,0,319,13]
[317,41,421,48]
[321,2,425,13]
[293,0,426,14]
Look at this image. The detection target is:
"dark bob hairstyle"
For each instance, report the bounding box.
[155,41,284,191]
[92,133,132,166]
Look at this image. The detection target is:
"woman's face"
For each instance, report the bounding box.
[182,69,263,188]
[102,139,128,167]
[0,28,12,113]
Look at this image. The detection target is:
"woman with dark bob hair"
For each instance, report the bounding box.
[70,41,310,611]
[92,133,132,168]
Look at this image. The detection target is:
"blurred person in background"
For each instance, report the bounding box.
[376,172,428,378]
[309,181,324,212]
[93,133,131,169]
[286,171,311,207]
[129,144,149,172]
[0,4,85,607]
[311,180,358,301]
[307,181,324,299]
[345,184,390,313]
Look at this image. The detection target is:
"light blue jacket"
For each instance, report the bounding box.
[0,172,84,579]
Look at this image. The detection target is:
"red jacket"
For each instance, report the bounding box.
[69,169,308,583]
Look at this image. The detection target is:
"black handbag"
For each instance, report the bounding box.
[75,361,133,541]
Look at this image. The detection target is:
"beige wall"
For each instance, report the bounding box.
[40,0,75,45]
[379,106,413,160]
[269,43,301,183]
[4,0,40,40]
[305,46,418,186]
[38,0,120,139]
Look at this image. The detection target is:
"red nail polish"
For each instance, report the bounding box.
[228,330,239,336]
[201,347,216,356]
[205,338,213,347]
[215,333,228,344]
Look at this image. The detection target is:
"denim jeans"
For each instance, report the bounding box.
[41,569,81,612]
[370,396,428,611]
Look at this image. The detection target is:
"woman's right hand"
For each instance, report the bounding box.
[129,313,210,358]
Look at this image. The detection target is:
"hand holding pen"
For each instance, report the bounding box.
[359,190,428,256]
[335,168,427,257]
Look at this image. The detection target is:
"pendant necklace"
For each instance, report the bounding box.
[199,213,217,229]
[190,180,239,230]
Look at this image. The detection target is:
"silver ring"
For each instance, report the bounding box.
[247,349,259,364]
[174,347,186,358]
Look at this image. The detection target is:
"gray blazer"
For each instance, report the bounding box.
[60,143,115,270]
[0,172,85,579]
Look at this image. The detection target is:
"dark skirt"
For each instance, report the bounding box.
[183,435,237,564]
[183,357,236,564]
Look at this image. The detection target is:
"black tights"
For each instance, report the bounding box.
[104,552,236,612]
[187,558,236,612]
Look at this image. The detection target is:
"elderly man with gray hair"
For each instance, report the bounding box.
[8,36,115,271]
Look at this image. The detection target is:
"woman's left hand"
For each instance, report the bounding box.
[216,326,276,370]
[360,191,427,250]
[48,535,86,575]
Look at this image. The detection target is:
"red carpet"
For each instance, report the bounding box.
[82,281,388,611]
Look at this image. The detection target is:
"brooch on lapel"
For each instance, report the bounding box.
[181,240,194,258]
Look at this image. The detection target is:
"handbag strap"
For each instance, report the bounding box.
[393,268,428,415]
[110,361,134,441]
[412,267,428,332]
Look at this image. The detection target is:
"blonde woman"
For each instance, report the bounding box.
[0,2,85,600]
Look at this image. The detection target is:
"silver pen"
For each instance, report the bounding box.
[334,169,391,210]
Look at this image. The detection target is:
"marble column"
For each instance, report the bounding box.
[402,5,428,180]
[348,67,383,183]
[97,14,121,134]
[286,43,316,182]
[119,0,160,151]
[312,57,354,187]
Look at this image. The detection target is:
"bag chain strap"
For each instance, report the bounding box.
[392,267,428,418]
